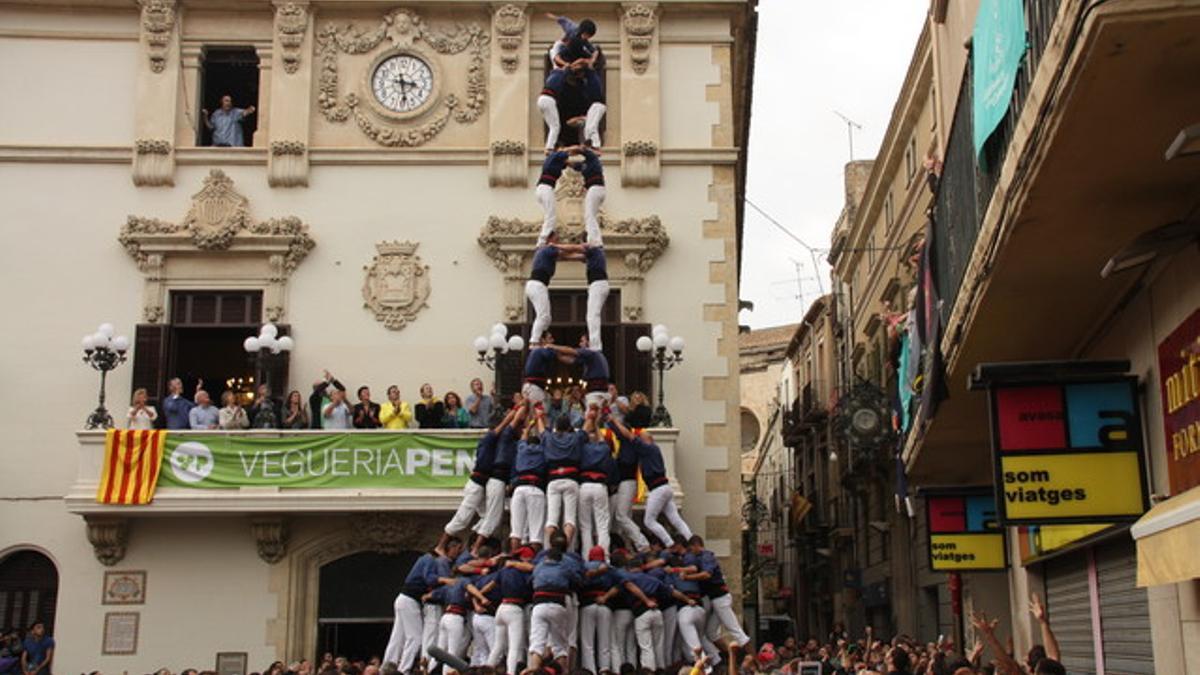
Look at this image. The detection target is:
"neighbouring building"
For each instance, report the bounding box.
[0,0,758,670]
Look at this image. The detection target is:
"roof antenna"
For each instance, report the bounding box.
[833,110,863,161]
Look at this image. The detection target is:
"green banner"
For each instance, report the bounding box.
[972,0,1027,156]
[159,433,479,489]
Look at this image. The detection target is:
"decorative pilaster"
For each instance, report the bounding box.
[133,0,179,187]
[622,3,657,75]
[250,517,290,564]
[132,139,174,187]
[268,140,309,188]
[139,0,176,74]
[268,0,313,187]
[618,3,661,188]
[85,517,129,567]
[493,4,527,74]
[275,3,309,74]
[621,140,660,187]
[488,3,530,188]
[489,140,528,187]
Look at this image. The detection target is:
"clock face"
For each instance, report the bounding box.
[371,54,434,113]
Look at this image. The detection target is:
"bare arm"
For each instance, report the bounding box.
[1030,593,1060,662]
[623,581,656,608]
[969,612,1023,675]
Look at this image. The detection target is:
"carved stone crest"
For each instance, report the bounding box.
[352,512,425,554]
[362,241,432,330]
[276,3,309,74]
[250,517,290,564]
[181,170,252,249]
[85,517,129,567]
[493,4,527,73]
[622,4,657,75]
[139,0,176,73]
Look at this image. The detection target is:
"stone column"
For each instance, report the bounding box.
[178,43,204,147]
[488,3,530,187]
[133,0,180,186]
[255,40,274,150]
[267,1,313,187]
[618,2,660,187]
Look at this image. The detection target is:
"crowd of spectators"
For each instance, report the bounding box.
[0,621,54,675]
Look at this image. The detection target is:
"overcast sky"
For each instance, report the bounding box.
[740,1,929,330]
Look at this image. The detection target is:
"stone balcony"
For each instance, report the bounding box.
[66,428,683,516]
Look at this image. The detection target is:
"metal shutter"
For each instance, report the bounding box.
[1096,539,1153,674]
[1044,550,1097,674]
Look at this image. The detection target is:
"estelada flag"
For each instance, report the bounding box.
[97,429,166,505]
[599,426,648,504]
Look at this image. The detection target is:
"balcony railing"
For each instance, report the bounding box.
[66,428,682,515]
[935,0,1063,312]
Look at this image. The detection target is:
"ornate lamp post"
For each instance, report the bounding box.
[636,323,685,427]
[474,323,525,424]
[81,323,130,429]
[242,323,294,392]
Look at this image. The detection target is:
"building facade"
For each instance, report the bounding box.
[0,0,757,670]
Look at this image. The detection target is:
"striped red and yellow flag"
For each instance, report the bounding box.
[96,429,166,505]
[600,426,648,504]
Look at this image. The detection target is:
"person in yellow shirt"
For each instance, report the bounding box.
[380,385,414,429]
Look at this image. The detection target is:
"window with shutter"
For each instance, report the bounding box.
[131,324,170,405]
[1096,539,1153,674]
[1043,550,1097,674]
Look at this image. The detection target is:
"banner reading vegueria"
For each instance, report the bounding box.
[158,433,478,489]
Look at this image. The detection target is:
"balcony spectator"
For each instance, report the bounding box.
[380,385,414,429]
[442,391,470,429]
[203,95,256,147]
[414,383,445,429]
[219,391,249,430]
[19,621,52,675]
[309,371,347,430]
[625,391,652,428]
[127,388,158,430]
[465,378,494,428]
[283,390,309,429]
[545,387,567,428]
[353,386,382,429]
[188,390,219,430]
[323,388,353,430]
[607,383,629,424]
[162,377,197,430]
[565,385,586,428]
[250,384,280,429]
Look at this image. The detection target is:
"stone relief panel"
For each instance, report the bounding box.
[275,3,309,75]
[489,140,527,187]
[622,3,657,75]
[139,0,176,74]
[621,140,660,187]
[492,4,527,74]
[362,241,432,331]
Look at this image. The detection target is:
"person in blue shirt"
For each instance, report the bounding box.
[19,622,52,675]
[462,543,502,669]
[437,407,521,557]
[162,377,198,430]
[523,331,571,408]
[578,546,620,675]
[544,334,611,409]
[471,546,535,675]
[570,408,616,554]
[525,237,561,348]
[538,16,603,152]
[683,535,750,660]
[203,95,257,147]
[527,536,580,673]
[510,410,548,552]
[609,417,694,548]
[384,539,462,673]
[542,412,586,544]
[669,553,711,663]
[425,574,473,668]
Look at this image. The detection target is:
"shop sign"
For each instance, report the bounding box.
[1159,308,1200,493]
[924,488,1007,571]
[757,542,776,558]
[980,369,1149,525]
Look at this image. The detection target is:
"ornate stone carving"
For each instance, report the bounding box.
[139,0,176,73]
[316,9,490,147]
[622,139,660,187]
[275,3,309,75]
[269,141,309,188]
[132,138,174,187]
[362,241,432,330]
[493,4,527,74]
[489,140,527,188]
[85,517,129,566]
[622,3,657,75]
[250,517,290,564]
[352,512,423,554]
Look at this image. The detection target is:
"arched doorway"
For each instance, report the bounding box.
[0,550,59,634]
[317,550,419,661]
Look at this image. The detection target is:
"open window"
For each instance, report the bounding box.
[197,47,260,147]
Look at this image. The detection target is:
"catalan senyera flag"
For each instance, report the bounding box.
[97,429,166,505]
[600,426,648,504]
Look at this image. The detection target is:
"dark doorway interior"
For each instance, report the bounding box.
[318,550,420,661]
[0,551,58,635]
[198,47,260,147]
[170,326,257,403]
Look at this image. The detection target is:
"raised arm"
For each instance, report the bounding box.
[969,612,1023,675]
[607,417,634,442]
[1030,593,1060,662]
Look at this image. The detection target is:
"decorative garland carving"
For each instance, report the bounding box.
[622,3,657,75]
[478,213,669,274]
[622,140,658,157]
[490,140,526,155]
[276,3,309,74]
[270,141,307,156]
[362,241,432,330]
[316,9,490,147]
[493,4,527,73]
[622,139,660,187]
[132,138,174,187]
[489,140,528,188]
[269,141,309,187]
[139,0,176,73]
[135,139,172,155]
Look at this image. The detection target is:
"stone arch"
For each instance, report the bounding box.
[0,547,60,634]
[740,406,762,451]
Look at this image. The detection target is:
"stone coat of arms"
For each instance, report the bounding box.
[362,241,431,330]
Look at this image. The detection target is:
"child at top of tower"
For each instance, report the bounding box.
[545,14,598,70]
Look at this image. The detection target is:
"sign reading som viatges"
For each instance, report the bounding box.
[983,373,1149,525]
[158,434,478,489]
[926,490,1006,571]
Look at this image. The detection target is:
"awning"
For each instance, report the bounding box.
[1131,485,1200,587]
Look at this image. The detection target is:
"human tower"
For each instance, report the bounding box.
[380,15,750,675]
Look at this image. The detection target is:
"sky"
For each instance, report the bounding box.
[740,0,930,330]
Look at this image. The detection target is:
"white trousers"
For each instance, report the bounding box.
[705,593,750,647]
[445,480,486,535]
[584,102,606,147]
[529,602,569,660]
[579,603,612,674]
[676,603,707,659]
[578,482,612,554]
[584,185,605,247]
[384,593,423,671]
[511,485,546,544]
[634,610,665,670]
[644,483,692,546]
[538,95,560,151]
[488,603,526,675]
[567,593,579,647]
[525,280,551,346]
[662,604,678,667]
[422,604,443,661]
[536,184,557,247]
[438,612,470,665]
[546,477,579,530]
[471,613,495,666]
[478,477,507,536]
[611,479,649,551]
[610,608,634,668]
[586,279,610,351]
